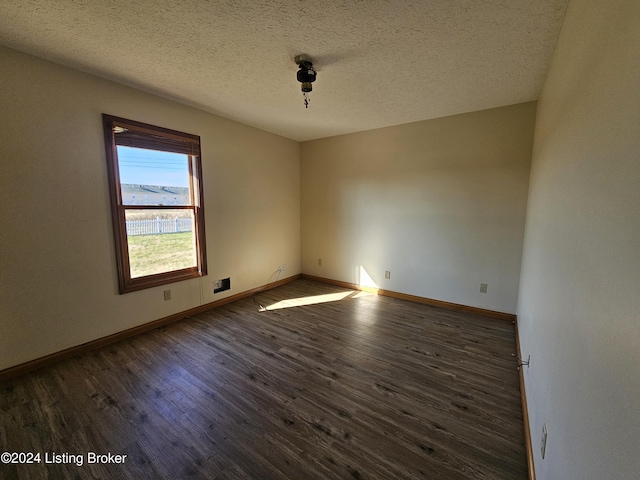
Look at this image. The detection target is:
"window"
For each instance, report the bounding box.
[103,114,207,293]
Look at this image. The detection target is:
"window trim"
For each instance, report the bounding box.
[102,114,207,294]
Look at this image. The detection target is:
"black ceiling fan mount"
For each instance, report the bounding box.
[295,55,317,108]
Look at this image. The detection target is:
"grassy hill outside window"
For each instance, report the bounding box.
[102,114,207,293]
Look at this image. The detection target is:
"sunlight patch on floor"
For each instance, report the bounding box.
[262,265,380,311]
[263,291,355,310]
[353,291,375,298]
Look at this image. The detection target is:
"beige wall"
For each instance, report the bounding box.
[301,103,535,314]
[0,46,300,371]
[517,0,640,478]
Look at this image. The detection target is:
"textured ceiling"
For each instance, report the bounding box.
[0,0,568,141]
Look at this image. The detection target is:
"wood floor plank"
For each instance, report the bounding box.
[1,279,527,479]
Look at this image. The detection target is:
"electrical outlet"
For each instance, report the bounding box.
[385,271,391,279]
[281,264,287,271]
[541,423,548,459]
[480,283,488,293]
[213,279,222,289]
[318,258,322,266]
[163,289,171,301]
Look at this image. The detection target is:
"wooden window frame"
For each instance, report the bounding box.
[102,114,207,294]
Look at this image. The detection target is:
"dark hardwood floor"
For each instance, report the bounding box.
[0,279,527,479]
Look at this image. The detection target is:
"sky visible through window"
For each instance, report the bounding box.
[117,146,189,187]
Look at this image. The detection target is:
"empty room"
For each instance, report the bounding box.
[0,0,638,479]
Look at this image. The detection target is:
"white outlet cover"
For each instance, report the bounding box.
[541,423,548,459]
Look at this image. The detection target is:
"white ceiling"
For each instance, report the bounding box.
[0,0,569,141]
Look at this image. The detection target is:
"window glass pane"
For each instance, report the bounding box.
[117,146,191,206]
[125,209,197,278]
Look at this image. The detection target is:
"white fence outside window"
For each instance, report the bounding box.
[126,217,192,236]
